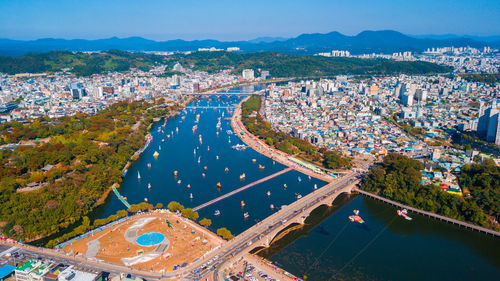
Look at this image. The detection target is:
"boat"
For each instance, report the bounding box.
[159,146,161,150]
[123,169,128,176]
[190,193,193,199]
[243,212,249,219]
[348,210,365,223]
[167,134,171,139]
[144,198,148,202]
[198,156,201,163]
[266,191,271,197]
[397,209,413,220]
[153,151,159,158]
[202,173,206,178]
[204,166,208,171]
[308,175,311,180]
[147,163,151,168]
[177,180,182,184]
[216,155,219,160]
[283,184,287,189]
[314,184,318,190]
[207,146,210,151]
[259,164,265,170]
[239,173,246,180]
[216,131,219,137]
[252,159,257,163]
[228,137,231,144]
[176,127,179,133]
[214,210,221,216]
[297,176,302,182]
[240,200,245,207]
[162,139,165,142]
[187,184,191,189]
[224,167,229,173]
[232,144,247,151]
[270,204,274,210]
[192,125,198,133]
[137,171,141,180]
[295,193,302,199]
[148,183,151,189]
[174,170,178,176]
[216,182,222,188]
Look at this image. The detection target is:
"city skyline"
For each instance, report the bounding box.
[1,0,500,40]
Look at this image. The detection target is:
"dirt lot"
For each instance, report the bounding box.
[61,211,224,272]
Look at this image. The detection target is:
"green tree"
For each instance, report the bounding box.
[181,208,199,221]
[216,227,234,240]
[199,218,212,227]
[167,201,184,212]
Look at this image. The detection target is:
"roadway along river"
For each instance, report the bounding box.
[100,88,499,280]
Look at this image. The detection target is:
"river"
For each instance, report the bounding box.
[100,88,499,280]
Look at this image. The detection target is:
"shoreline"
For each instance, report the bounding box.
[31,97,194,246]
[231,96,335,183]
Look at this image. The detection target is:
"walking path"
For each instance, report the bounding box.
[193,167,293,211]
[231,97,334,183]
[356,189,500,237]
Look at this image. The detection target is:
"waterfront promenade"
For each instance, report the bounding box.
[231,97,335,183]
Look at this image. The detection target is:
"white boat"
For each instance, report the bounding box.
[314,184,318,190]
[148,183,151,189]
[190,193,193,199]
[266,191,271,197]
[214,210,221,216]
[198,156,201,164]
[147,163,151,168]
[137,171,141,180]
[216,155,219,160]
[177,179,182,184]
[243,212,249,219]
[270,204,274,210]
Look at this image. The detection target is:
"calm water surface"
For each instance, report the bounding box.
[100,89,499,280]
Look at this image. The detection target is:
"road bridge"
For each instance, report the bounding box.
[183,172,362,280]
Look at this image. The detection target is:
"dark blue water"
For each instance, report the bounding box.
[100,88,500,280]
[259,194,500,281]
[100,90,326,235]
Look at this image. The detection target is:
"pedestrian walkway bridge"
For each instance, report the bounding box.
[193,167,293,212]
[112,185,131,208]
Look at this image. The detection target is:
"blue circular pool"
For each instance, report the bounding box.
[136,232,165,246]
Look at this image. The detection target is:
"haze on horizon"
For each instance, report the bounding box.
[1,0,499,41]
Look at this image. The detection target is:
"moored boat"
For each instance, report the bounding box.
[216,182,222,188]
[243,212,249,219]
[214,210,221,216]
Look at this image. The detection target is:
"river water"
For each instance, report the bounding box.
[100,88,499,280]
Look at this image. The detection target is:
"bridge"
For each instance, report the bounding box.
[193,167,293,212]
[185,106,235,109]
[185,89,265,96]
[184,172,362,280]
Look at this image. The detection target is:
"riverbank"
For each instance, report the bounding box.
[231,96,334,183]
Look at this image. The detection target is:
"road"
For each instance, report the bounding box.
[183,171,362,280]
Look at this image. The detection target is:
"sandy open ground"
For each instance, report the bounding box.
[61,211,224,272]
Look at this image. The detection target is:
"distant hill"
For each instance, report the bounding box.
[0,30,498,56]
[0,50,453,77]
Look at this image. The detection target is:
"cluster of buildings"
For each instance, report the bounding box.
[262,78,429,158]
[419,46,499,73]
[0,257,145,281]
[316,50,351,57]
[262,74,499,188]
[0,64,240,122]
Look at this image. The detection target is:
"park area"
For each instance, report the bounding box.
[60,210,223,272]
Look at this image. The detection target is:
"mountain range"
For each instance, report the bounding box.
[0,30,498,56]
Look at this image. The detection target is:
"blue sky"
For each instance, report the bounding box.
[1,0,499,40]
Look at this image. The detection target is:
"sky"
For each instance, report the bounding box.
[1,0,499,41]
